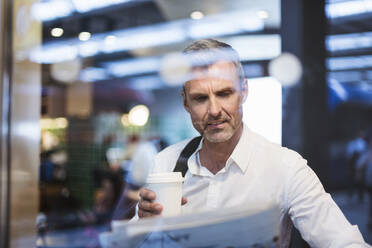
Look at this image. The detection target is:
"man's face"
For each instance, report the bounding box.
[182,61,247,143]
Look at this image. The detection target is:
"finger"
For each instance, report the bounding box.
[139,188,156,201]
[151,203,163,214]
[138,204,162,218]
[139,200,163,214]
[138,209,154,218]
[138,199,153,211]
[181,197,187,205]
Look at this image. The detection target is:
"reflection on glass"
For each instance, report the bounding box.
[10,0,323,247]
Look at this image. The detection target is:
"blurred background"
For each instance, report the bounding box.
[1,0,372,247]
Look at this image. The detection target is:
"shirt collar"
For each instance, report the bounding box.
[187,123,253,175]
[229,124,253,173]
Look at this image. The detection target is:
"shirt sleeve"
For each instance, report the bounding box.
[285,157,368,248]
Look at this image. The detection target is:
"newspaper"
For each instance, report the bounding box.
[100,203,280,248]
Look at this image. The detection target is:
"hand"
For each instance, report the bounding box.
[138,188,188,218]
[138,188,162,218]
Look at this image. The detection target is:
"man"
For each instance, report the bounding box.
[137,39,367,247]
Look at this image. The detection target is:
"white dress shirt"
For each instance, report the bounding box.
[150,124,367,248]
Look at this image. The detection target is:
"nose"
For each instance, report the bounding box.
[208,96,222,117]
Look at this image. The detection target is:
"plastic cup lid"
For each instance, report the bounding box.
[146,172,184,184]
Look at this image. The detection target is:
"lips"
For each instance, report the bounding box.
[206,120,226,129]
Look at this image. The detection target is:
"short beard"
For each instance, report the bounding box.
[203,129,234,143]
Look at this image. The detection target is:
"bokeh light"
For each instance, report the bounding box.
[40,118,69,130]
[41,131,59,150]
[128,105,150,126]
[50,59,82,83]
[55,117,68,129]
[190,11,204,20]
[121,114,130,127]
[78,31,91,41]
[257,10,269,19]
[268,53,303,86]
[160,53,191,86]
[51,27,64,37]
[104,35,117,46]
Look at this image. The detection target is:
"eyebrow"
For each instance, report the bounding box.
[215,87,235,93]
[188,87,235,97]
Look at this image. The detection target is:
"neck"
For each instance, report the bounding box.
[200,123,243,174]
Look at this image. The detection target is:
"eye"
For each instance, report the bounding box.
[217,90,232,97]
[194,95,208,102]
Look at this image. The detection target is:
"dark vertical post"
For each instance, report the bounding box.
[301,0,329,187]
[281,0,329,185]
[281,0,329,247]
[281,0,304,153]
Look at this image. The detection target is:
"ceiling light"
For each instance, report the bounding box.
[104,35,280,79]
[31,0,134,21]
[30,45,78,64]
[31,0,73,22]
[72,0,131,13]
[326,0,372,18]
[79,67,108,82]
[30,10,264,64]
[127,76,164,90]
[326,32,372,52]
[51,27,64,37]
[78,31,91,41]
[102,26,185,53]
[190,11,204,20]
[104,35,117,45]
[328,71,363,83]
[188,11,263,39]
[105,57,160,77]
[78,41,99,57]
[257,10,269,19]
[223,35,281,61]
[327,55,372,71]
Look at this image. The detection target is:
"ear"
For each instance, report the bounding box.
[241,78,248,103]
[182,87,191,113]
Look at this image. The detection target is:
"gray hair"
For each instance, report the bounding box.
[183,39,245,86]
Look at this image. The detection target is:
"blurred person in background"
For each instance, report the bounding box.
[112,137,168,220]
[92,169,124,223]
[133,39,368,247]
[347,130,368,203]
[355,132,372,229]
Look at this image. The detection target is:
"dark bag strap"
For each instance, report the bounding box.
[173,136,202,177]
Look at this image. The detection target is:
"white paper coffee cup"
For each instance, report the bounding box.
[146,172,184,217]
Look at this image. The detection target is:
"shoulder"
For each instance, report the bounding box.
[152,138,196,173]
[156,138,193,160]
[249,130,306,170]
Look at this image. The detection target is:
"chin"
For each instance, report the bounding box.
[204,131,234,143]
